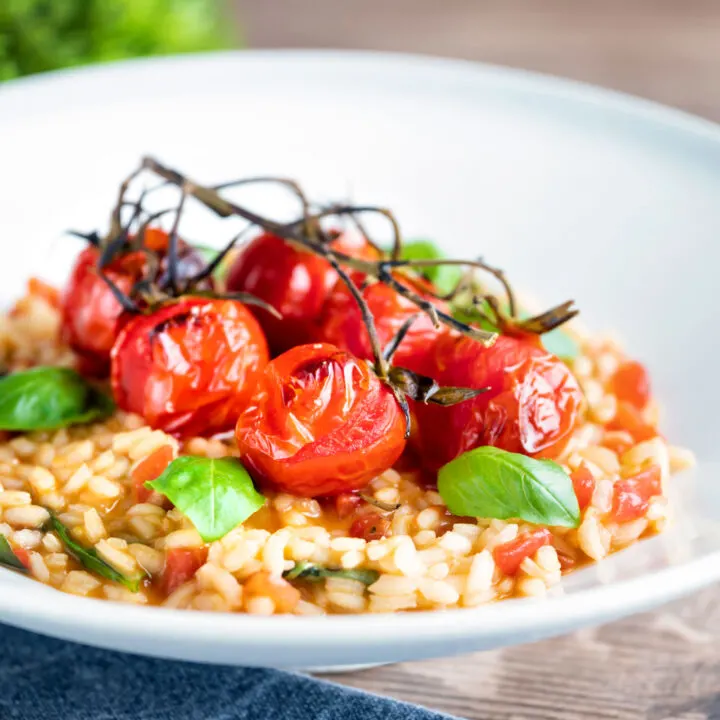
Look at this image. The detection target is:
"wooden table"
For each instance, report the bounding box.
[235,2,720,716]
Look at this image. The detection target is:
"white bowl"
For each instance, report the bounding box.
[0,51,719,669]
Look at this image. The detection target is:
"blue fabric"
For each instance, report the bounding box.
[0,624,460,720]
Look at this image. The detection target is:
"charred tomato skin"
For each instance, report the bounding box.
[111,297,269,437]
[317,274,449,375]
[225,232,377,355]
[235,343,407,497]
[60,229,206,377]
[414,333,583,470]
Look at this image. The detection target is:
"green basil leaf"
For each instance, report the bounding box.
[146,456,265,542]
[193,244,216,263]
[192,244,233,280]
[283,561,379,586]
[541,328,579,361]
[400,239,462,296]
[451,299,501,333]
[0,367,115,431]
[438,446,580,528]
[0,534,28,573]
[50,515,144,591]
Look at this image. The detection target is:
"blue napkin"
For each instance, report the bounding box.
[0,624,460,719]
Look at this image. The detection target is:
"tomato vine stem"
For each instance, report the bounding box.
[90,157,578,399]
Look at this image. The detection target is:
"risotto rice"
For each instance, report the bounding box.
[0,287,694,615]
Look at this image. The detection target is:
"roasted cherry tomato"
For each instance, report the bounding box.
[414,333,583,470]
[493,528,552,575]
[611,360,651,410]
[111,297,269,437]
[610,464,662,523]
[226,231,377,355]
[61,229,205,376]
[235,343,407,496]
[318,274,449,374]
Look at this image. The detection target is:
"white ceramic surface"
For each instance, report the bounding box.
[0,51,719,669]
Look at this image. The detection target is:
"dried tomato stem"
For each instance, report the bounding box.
[132,157,506,355]
[109,166,145,241]
[516,300,579,334]
[186,228,252,287]
[323,254,388,377]
[213,176,311,218]
[142,157,289,233]
[296,205,404,261]
[164,191,187,294]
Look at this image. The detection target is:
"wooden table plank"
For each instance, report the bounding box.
[233,3,720,716]
[325,588,720,719]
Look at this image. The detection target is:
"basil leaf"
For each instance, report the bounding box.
[146,456,265,542]
[193,244,233,280]
[50,515,144,591]
[283,562,379,586]
[438,446,580,528]
[452,299,500,333]
[0,535,28,573]
[0,367,115,431]
[400,240,462,296]
[541,328,579,361]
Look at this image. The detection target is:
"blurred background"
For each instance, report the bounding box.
[2,0,718,120]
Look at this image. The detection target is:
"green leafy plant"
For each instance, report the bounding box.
[50,515,145,591]
[0,535,28,572]
[400,239,463,296]
[0,0,233,81]
[0,367,115,431]
[146,456,265,542]
[283,562,379,586]
[438,446,580,528]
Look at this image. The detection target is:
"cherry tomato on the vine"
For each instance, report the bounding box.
[111,297,269,437]
[235,343,407,497]
[318,274,449,374]
[61,246,141,377]
[61,229,205,377]
[226,231,378,355]
[414,333,583,470]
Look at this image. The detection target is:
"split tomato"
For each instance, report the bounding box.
[226,231,377,355]
[61,229,205,376]
[111,297,269,437]
[317,274,449,374]
[414,333,583,470]
[235,343,407,496]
